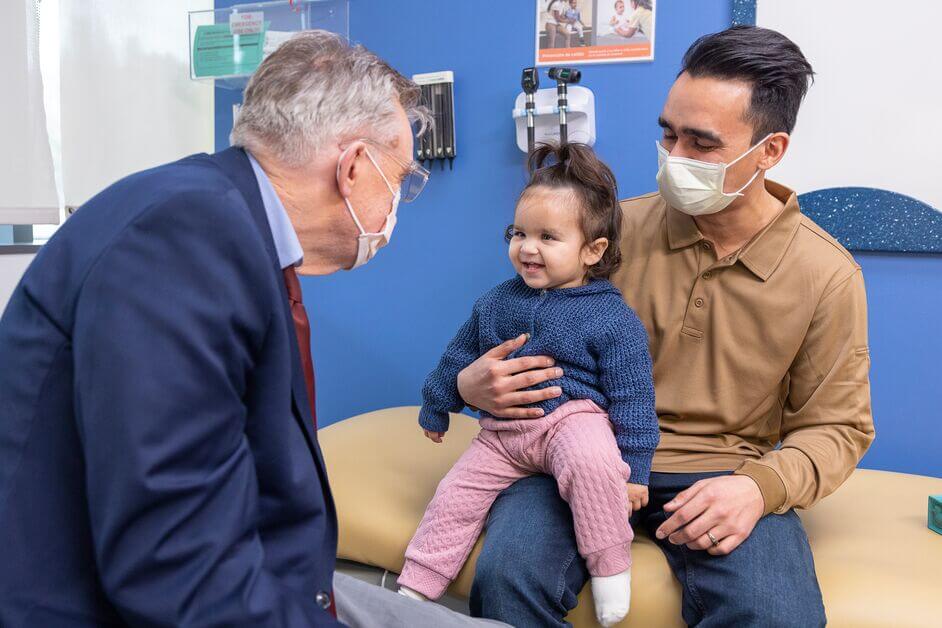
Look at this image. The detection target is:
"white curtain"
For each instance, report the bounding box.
[0,0,58,225]
[59,0,215,208]
[2,0,215,226]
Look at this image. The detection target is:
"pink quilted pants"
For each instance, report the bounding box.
[398,399,633,600]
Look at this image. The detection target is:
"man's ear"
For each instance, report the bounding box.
[583,237,609,267]
[758,132,790,171]
[336,141,367,199]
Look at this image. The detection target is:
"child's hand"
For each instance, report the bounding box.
[627,483,649,512]
[424,429,445,444]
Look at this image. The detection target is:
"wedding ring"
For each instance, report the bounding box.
[707,531,719,547]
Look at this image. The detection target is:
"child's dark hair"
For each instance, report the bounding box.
[512,143,622,280]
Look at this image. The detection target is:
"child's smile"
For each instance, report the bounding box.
[508,186,603,290]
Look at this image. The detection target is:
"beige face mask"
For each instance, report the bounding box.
[656,134,772,216]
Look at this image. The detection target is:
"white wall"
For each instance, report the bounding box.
[0,255,36,316]
[757,1,941,207]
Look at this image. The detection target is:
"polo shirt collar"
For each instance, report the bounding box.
[664,179,801,282]
[738,180,801,281]
[666,204,703,250]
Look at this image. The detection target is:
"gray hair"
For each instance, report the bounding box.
[231,30,430,166]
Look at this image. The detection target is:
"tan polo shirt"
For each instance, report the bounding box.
[612,180,874,515]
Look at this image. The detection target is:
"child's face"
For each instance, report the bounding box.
[508,186,607,290]
[569,0,578,8]
[615,1,625,14]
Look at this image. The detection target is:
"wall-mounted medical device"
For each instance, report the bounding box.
[513,67,595,153]
[413,71,457,170]
[188,0,349,89]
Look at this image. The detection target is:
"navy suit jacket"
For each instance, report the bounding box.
[0,148,340,626]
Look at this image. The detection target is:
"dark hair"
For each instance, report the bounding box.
[507,143,622,280]
[631,0,652,9]
[680,25,814,142]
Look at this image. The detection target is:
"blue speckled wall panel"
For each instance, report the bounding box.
[730,0,756,25]
[801,188,942,253]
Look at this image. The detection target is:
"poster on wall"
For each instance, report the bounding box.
[535,0,655,66]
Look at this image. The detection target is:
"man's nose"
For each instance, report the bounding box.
[667,144,695,160]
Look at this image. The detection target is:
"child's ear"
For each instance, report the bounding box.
[583,237,609,267]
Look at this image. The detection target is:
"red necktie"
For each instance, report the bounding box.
[283,267,337,618]
[283,266,317,430]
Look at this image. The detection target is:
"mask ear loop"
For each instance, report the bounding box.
[723,133,774,196]
[363,149,400,244]
[727,167,763,197]
[725,133,774,168]
[364,148,399,197]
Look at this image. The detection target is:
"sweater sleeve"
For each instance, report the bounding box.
[597,306,659,485]
[418,300,483,433]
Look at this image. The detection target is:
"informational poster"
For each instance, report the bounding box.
[192,22,268,78]
[536,0,655,66]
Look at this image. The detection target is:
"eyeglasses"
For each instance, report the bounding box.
[360,138,429,202]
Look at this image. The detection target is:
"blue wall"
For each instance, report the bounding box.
[215,0,941,479]
[854,253,942,478]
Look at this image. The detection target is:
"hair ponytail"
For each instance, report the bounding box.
[520,143,623,279]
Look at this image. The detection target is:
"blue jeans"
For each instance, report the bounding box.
[469,472,826,627]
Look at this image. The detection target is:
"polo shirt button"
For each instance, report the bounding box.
[701,242,712,250]
[695,298,705,308]
[315,591,331,610]
[702,271,712,280]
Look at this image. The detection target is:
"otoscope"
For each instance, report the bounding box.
[548,67,581,146]
[521,67,539,155]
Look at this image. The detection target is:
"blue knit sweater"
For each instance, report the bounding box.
[419,276,659,485]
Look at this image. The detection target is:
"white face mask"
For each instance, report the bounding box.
[337,147,400,270]
[656,134,772,216]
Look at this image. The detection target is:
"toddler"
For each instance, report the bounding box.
[609,0,631,35]
[397,143,659,627]
[563,0,586,43]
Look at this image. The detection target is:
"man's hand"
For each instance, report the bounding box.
[456,334,563,419]
[424,430,444,444]
[627,483,649,512]
[655,475,764,556]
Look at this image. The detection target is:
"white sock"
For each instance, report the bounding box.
[397,586,428,601]
[591,569,631,627]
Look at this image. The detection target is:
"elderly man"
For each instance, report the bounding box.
[459,26,874,627]
[0,32,504,627]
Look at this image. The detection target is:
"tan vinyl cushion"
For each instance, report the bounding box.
[320,407,942,627]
